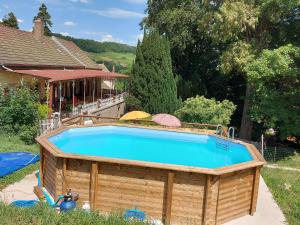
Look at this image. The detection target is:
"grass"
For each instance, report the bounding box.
[89,52,135,67]
[0,133,39,190]
[271,152,300,169]
[0,203,148,225]
[262,151,300,225]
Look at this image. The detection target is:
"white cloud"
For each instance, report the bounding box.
[123,0,146,4]
[85,8,144,19]
[64,21,76,26]
[101,34,124,43]
[3,4,9,9]
[17,19,24,23]
[60,32,70,36]
[69,0,89,3]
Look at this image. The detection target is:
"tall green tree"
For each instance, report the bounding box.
[144,0,299,140]
[1,12,19,29]
[204,0,299,140]
[128,30,180,114]
[246,44,300,139]
[33,3,52,36]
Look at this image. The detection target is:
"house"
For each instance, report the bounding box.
[0,19,127,117]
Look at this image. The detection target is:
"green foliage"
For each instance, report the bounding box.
[125,95,142,111]
[0,86,40,144]
[144,0,300,139]
[19,125,39,145]
[129,31,180,114]
[53,34,136,54]
[175,96,236,125]
[246,44,300,139]
[1,12,19,29]
[33,3,52,36]
[38,103,51,119]
[0,203,149,225]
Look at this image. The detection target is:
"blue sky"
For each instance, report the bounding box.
[0,0,147,46]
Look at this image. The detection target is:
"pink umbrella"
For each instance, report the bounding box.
[152,114,181,127]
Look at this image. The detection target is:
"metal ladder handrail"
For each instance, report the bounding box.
[216,124,223,136]
[227,127,235,139]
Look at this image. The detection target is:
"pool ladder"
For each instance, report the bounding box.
[216,125,224,136]
[216,138,230,151]
[227,127,235,139]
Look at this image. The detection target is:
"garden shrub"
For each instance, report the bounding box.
[19,125,39,144]
[175,95,236,125]
[0,85,40,144]
[38,103,51,119]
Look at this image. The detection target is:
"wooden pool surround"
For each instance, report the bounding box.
[36,123,265,225]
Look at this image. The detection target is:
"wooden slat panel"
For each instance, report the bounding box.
[171,172,206,225]
[217,169,254,224]
[43,150,57,198]
[96,164,166,221]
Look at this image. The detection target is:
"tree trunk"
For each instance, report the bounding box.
[239,84,253,140]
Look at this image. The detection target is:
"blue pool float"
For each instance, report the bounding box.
[0,152,40,177]
[10,200,39,207]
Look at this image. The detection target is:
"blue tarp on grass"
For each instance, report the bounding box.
[0,152,40,177]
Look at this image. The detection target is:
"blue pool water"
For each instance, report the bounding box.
[48,126,253,169]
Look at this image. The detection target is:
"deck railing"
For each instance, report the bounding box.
[72,92,127,116]
[39,117,60,135]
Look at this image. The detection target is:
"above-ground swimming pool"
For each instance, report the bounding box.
[37,124,265,225]
[49,126,253,169]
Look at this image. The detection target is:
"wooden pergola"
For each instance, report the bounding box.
[14,69,128,115]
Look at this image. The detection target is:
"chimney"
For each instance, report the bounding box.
[33,19,44,40]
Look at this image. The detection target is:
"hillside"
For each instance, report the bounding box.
[53,34,136,71]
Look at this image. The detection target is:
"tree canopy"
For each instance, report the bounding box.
[33,3,52,36]
[143,0,300,140]
[128,30,180,114]
[246,44,300,139]
[1,12,19,29]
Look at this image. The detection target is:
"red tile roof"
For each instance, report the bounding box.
[14,69,128,82]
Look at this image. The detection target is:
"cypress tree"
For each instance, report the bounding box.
[1,12,19,29]
[128,30,180,114]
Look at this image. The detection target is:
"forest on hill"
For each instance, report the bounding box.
[53,33,136,72]
[53,33,136,54]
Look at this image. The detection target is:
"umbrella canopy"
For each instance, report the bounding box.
[120,111,151,121]
[152,114,181,127]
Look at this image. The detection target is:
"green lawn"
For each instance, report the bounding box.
[0,133,39,190]
[0,203,148,225]
[271,152,300,169]
[89,52,135,67]
[262,151,300,225]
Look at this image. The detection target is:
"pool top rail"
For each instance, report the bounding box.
[36,123,265,176]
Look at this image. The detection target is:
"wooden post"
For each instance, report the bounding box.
[90,162,98,210]
[202,175,212,225]
[250,167,261,215]
[62,158,67,194]
[39,146,44,186]
[48,83,53,110]
[165,172,174,225]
